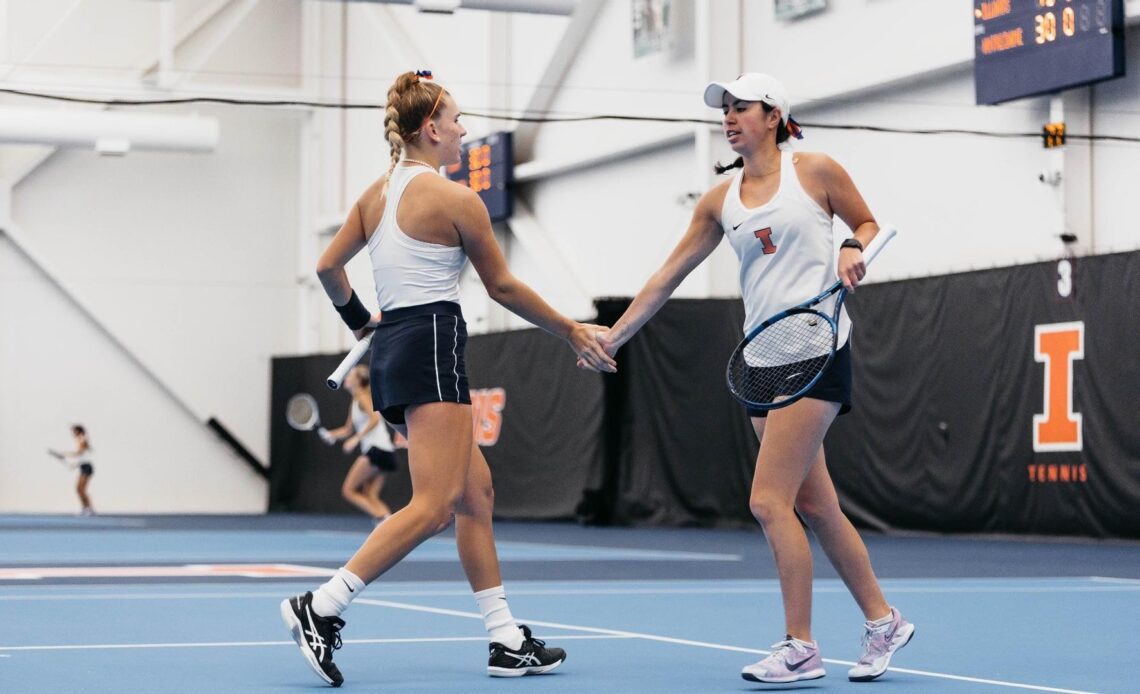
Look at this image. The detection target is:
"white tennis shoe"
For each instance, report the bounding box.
[848,606,915,681]
[741,635,826,683]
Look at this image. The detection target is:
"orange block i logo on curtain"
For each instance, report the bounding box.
[1033,321,1084,452]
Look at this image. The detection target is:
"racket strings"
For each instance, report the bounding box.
[286,396,317,429]
[730,312,834,406]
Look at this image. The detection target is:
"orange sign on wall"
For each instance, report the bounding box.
[1032,321,1084,452]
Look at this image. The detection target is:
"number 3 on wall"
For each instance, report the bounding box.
[1057,259,1072,298]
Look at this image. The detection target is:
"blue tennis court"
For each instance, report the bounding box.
[2,515,1136,693]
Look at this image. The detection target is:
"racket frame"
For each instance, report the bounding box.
[724,225,896,411]
[726,284,846,410]
[285,393,322,431]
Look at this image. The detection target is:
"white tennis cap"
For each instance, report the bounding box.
[703,73,792,124]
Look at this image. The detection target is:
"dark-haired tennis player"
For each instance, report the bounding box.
[595,73,913,683]
[279,70,613,687]
[48,424,95,516]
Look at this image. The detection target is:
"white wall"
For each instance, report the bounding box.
[1,0,305,512]
[4,0,1140,511]
[0,233,267,514]
[1090,25,1140,253]
[10,104,304,450]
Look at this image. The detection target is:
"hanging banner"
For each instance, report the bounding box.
[827,251,1140,538]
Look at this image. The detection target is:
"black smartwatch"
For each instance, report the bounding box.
[840,238,864,251]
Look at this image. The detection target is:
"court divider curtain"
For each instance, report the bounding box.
[591,299,759,527]
[828,250,1140,538]
[269,327,603,519]
[268,352,403,514]
[463,328,604,519]
[270,251,1140,539]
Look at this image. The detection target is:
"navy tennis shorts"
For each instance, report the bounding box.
[746,342,853,418]
[365,447,397,472]
[370,301,471,425]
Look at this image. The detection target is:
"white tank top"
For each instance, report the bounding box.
[351,400,394,453]
[721,151,852,347]
[367,163,467,310]
[68,449,93,466]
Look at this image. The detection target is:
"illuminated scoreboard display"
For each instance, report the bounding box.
[974,0,1124,105]
[446,131,513,222]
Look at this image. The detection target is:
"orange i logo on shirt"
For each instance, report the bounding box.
[1032,321,1084,452]
[754,227,777,255]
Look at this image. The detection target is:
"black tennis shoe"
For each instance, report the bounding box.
[280,592,345,687]
[487,624,566,677]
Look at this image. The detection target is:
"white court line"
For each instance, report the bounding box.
[300,533,742,561]
[3,581,1138,602]
[474,539,743,561]
[355,598,1097,694]
[0,633,628,653]
[1090,576,1140,585]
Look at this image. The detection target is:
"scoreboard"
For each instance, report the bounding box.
[973,0,1125,105]
[446,131,513,222]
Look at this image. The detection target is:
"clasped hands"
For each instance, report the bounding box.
[567,323,618,373]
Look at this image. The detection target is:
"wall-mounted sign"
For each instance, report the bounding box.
[775,0,828,21]
[633,0,673,57]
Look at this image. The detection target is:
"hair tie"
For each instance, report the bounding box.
[786,116,804,140]
[415,69,434,80]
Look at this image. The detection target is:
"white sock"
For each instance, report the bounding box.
[867,607,894,628]
[474,585,524,650]
[310,567,365,618]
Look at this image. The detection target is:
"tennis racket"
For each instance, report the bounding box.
[285,393,335,443]
[726,225,897,411]
[46,450,75,469]
[327,334,372,390]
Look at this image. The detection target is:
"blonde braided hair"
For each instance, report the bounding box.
[380,71,445,197]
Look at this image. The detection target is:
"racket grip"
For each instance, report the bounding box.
[327,334,372,390]
[862,224,898,267]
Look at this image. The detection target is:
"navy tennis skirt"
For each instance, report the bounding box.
[746,342,853,418]
[370,301,471,425]
[365,447,397,472]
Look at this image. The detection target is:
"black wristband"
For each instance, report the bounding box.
[840,238,864,251]
[334,290,372,330]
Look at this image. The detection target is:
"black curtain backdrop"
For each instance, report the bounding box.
[269,352,411,514]
[594,299,758,527]
[270,330,603,520]
[270,252,1140,539]
[464,329,604,519]
[829,251,1140,538]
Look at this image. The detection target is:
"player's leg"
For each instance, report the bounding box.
[794,451,889,618]
[340,456,386,519]
[454,442,566,677]
[741,398,837,684]
[76,472,93,514]
[367,472,392,520]
[795,453,914,682]
[281,401,472,686]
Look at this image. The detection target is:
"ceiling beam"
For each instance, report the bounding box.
[509,0,603,162]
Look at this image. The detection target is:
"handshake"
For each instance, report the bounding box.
[568,323,619,373]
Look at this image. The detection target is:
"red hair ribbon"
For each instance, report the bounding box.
[787,116,804,140]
